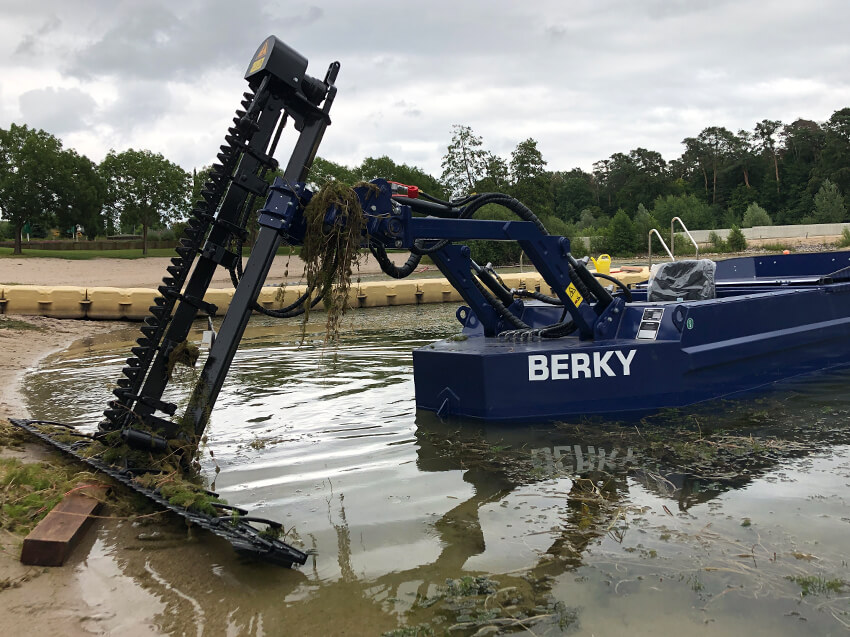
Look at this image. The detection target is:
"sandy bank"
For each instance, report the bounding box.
[0,252,414,289]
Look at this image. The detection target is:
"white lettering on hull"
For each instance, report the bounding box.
[528,349,637,381]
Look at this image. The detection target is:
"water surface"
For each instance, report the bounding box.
[25,305,850,635]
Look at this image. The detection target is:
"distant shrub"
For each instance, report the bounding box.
[837,227,850,248]
[761,243,793,252]
[632,205,658,253]
[742,203,772,228]
[576,207,604,231]
[727,225,747,252]
[652,194,713,230]
[569,235,588,257]
[590,232,609,255]
[607,210,635,256]
[708,230,728,252]
[469,240,521,267]
[814,179,846,223]
[672,234,697,256]
[170,221,188,239]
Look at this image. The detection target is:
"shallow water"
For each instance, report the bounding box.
[24,305,850,635]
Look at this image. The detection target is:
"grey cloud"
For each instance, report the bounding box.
[641,0,734,20]
[392,100,422,118]
[100,80,174,130]
[18,86,97,134]
[65,1,324,81]
[545,24,568,40]
[14,15,62,57]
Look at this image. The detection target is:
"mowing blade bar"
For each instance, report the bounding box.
[10,418,308,568]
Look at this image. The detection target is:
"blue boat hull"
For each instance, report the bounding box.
[413,251,850,421]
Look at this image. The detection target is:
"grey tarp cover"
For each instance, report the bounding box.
[647,259,716,302]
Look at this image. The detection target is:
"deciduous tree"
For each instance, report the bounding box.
[754,119,783,195]
[55,150,106,239]
[742,202,772,227]
[509,138,552,214]
[440,125,489,198]
[100,149,190,254]
[0,123,66,254]
[813,179,846,223]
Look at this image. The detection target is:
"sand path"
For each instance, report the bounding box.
[0,253,414,288]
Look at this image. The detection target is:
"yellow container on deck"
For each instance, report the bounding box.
[590,254,611,275]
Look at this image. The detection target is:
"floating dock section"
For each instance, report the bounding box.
[0,270,649,320]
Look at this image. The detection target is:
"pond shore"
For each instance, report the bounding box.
[0,316,131,636]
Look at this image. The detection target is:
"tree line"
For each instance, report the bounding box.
[1,107,848,258]
[311,109,850,261]
[0,123,189,254]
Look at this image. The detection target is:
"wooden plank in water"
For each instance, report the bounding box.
[20,485,108,566]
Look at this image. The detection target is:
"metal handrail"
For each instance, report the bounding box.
[648,229,674,269]
[670,217,699,260]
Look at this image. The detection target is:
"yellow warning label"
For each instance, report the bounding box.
[566,282,584,307]
[257,40,269,59]
[250,57,265,73]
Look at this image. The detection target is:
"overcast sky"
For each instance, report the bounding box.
[2,0,849,179]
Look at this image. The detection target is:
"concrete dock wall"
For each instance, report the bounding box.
[687,222,850,244]
[0,270,649,321]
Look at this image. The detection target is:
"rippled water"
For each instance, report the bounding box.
[23,305,850,635]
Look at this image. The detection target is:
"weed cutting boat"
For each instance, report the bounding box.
[413,251,850,420]
[13,35,850,565]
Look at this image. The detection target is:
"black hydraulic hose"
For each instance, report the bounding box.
[458,192,549,235]
[593,272,633,302]
[540,320,578,339]
[568,256,613,312]
[567,263,594,302]
[406,198,464,218]
[418,190,478,207]
[409,238,451,256]
[409,191,551,256]
[514,288,562,305]
[499,315,577,341]
[471,260,515,307]
[255,290,325,318]
[369,241,422,279]
[227,253,324,317]
[473,277,529,330]
[484,263,508,289]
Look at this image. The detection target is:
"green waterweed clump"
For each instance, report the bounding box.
[787,575,846,597]
[0,457,102,534]
[301,180,376,343]
[166,340,200,380]
[133,469,225,517]
[23,423,226,518]
[0,317,46,332]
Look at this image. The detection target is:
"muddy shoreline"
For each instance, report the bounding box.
[0,316,134,636]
